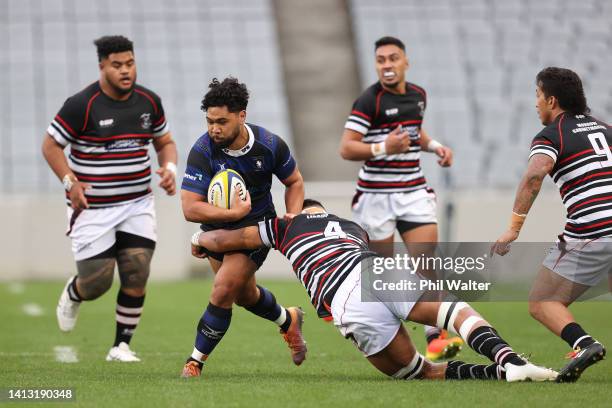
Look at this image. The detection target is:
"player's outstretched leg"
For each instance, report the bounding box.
[237,277,307,366]
[57,253,115,332]
[367,325,504,381]
[528,266,606,382]
[408,300,558,382]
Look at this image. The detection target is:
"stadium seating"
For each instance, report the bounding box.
[0,0,290,193]
[350,0,612,189]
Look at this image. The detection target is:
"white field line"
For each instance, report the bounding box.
[21,303,44,316]
[53,346,79,363]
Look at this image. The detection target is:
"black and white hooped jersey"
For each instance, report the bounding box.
[530,113,612,239]
[47,82,169,208]
[345,81,428,193]
[258,213,376,318]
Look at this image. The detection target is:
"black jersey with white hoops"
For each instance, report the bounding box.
[258,213,376,318]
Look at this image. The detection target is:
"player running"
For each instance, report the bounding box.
[43,35,178,362]
[180,77,306,378]
[191,199,558,382]
[493,67,608,382]
[339,36,459,360]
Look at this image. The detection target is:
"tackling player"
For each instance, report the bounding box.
[43,35,178,361]
[339,36,459,360]
[180,77,306,378]
[191,199,558,382]
[493,67,608,382]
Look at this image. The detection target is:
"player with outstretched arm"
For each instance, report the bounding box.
[191,199,558,382]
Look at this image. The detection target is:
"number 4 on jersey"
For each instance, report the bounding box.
[324,221,347,239]
[587,132,612,167]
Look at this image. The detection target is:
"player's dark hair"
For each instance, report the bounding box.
[375,36,405,52]
[536,67,590,115]
[93,35,134,62]
[201,77,249,113]
[302,198,325,210]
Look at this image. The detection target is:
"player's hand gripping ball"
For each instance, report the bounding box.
[207,169,248,209]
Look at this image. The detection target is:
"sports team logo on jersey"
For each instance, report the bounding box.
[252,156,265,171]
[385,107,399,117]
[218,163,226,171]
[418,101,425,117]
[99,118,114,128]
[106,139,146,150]
[140,113,152,130]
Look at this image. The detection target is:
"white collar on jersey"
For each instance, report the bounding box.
[222,124,254,157]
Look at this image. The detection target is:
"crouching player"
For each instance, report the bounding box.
[191,199,558,381]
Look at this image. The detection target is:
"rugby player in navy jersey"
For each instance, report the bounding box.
[42,35,177,362]
[190,199,557,382]
[339,36,459,361]
[493,67,609,382]
[180,77,306,378]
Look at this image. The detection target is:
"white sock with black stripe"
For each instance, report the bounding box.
[114,290,145,346]
[392,353,425,380]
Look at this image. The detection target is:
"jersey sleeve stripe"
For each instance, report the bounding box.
[530,144,558,155]
[47,124,70,146]
[55,115,78,137]
[351,110,371,120]
[529,149,557,162]
[345,121,368,135]
[258,220,273,248]
[348,115,371,127]
[152,122,169,137]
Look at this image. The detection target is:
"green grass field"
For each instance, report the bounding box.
[1,280,611,408]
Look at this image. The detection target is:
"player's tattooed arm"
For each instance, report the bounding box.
[512,154,555,214]
[492,154,555,255]
[195,226,263,253]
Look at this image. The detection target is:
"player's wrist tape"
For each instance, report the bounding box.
[62,174,77,191]
[165,162,177,175]
[427,139,443,152]
[191,231,203,246]
[371,142,386,157]
[509,211,527,232]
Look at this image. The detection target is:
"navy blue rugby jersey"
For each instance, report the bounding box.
[181,123,296,230]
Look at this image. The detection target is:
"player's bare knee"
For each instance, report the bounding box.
[211,280,242,307]
[117,248,153,290]
[76,258,115,300]
[528,301,543,320]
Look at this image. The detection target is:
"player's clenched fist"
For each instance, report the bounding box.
[384,125,411,155]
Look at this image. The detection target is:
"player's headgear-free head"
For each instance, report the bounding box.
[201,77,250,113]
[536,67,590,115]
[302,198,325,210]
[374,36,405,53]
[94,35,134,62]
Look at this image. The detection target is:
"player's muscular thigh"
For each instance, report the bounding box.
[117,248,153,293]
[210,253,256,308]
[76,257,116,300]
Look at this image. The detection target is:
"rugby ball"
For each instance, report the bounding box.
[207,169,247,209]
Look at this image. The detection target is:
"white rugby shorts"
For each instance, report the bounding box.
[331,265,417,357]
[542,237,612,287]
[351,189,437,240]
[66,196,157,261]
